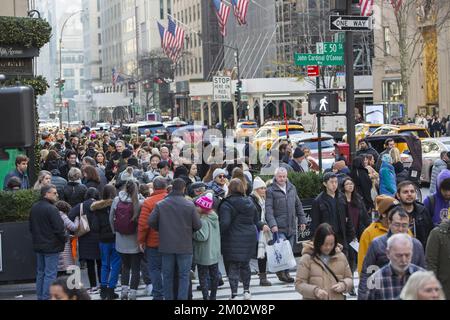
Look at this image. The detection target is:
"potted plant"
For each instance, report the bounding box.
[0,190,39,282]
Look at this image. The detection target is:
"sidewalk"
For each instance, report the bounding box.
[0,282,36,300]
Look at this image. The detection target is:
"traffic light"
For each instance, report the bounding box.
[128,81,136,92]
[54,78,65,91]
[235,80,242,103]
[143,81,151,92]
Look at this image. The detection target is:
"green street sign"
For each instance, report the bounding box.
[334,32,345,43]
[294,53,344,66]
[324,42,344,54]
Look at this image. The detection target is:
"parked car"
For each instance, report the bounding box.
[421,137,450,183]
[121,121,168,139]
[371,124,430,139]
[163,121,188,135]
[342,123,381,145]
[254,122,305,151]
[235,120,258,139]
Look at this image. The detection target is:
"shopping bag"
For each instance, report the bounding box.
[266,233,297,273]
[75,203,90,237]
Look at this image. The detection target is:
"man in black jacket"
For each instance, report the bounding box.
[29,184,66,300]
[311,172,355,255]
[396,181,433,249]
[356,139,379,163]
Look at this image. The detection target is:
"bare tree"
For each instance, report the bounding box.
[383,0,450,118]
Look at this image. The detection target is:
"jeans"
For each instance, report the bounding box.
[120,253,142,290]
[140,252,151,285]
[85,259,102,289]
[161,253,192,300]
[197,264,219,300]
[145,247,163,300]
[36,252,59,300]
[99,242,121,289]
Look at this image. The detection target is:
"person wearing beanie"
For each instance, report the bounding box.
[288,148,308,173]
[249,177,272,287]
[193,192,221,300]
[206,168,228,209]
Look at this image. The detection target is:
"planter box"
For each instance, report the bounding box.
[0,221,36,283]
[293,198,314,256]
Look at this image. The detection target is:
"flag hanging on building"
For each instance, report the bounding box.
[168,16,185,61]
[231,0,250,25]
[359,0,374,16]
[157,21,178,62]
[212,0,231,36]
[112,68,124,86]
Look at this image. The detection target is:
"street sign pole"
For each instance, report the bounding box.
[345,3,356,163]
[316,75,322,172]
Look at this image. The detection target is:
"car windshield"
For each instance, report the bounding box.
[296,139,335,150]
[239,123,257,129]
[138,125,166,135]
[400,130,429,138]
[368,127,379,133]
[279,129,304,136]
[165,124,187,134]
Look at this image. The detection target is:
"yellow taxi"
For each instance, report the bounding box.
[343,123,382,145]
[235,120,258,139]
[253,121,305,151]
[371,124,430,139]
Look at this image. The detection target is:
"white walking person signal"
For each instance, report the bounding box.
[319,96,328,111]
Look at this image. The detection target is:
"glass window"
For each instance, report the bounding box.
[63,69,75,77]
[384,27,391,55]
[382,80,403,102]
[199,57,202,73]
[160,0,164,19]
[167,0,171,15]
[80,68,84,77]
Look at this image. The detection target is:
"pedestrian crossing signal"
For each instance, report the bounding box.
[308,92,339,114]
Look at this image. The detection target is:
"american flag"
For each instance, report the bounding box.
[231,0,250,25]
[359,0,374,17]
[168,17,185,60]
[111,68,124,86]
[157,21,177,61]
[212,0,231,36]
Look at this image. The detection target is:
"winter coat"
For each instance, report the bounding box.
[407,202,434,249]
[295,241,353,300]
[138,189,168,248]
[149,191,201,254]
[288,159,305,173]
[358,231,426,300]
[249,194,270,231]
[193,211,222,266]
[426,220,450,299]
[430,159,448,194]
[357,221,389,274]
[63,182,88,207]
[351,164,374,211]
[3,169,30,190]
[379,161,396,196]
[356,146,379,163]
[58,213,79,271]
[311,192,355,254]
[50,170,67,200]
[218,195,259,262]
[29,199,66,254]
[424,169,450,226]
[265,181,306,237]
[59,163,81,181]
[68,199,100,260]
[90,199,115,243]
[109,191,144,254]
[340,195,370,240]
[43,159,65,172]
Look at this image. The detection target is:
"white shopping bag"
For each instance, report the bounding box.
[266,234,297,273]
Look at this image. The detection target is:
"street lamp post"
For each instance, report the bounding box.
[58,10,82,129]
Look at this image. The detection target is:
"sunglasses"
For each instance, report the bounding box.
[217,175,226,179]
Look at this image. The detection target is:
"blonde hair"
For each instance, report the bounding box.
[399,271,446,300]
[390,147,401,164]
[40,149,49,162]
[34,170,52,190]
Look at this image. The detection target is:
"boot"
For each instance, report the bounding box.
[107,288,119,300]
[284,270,295,283]
[258,273,272,286]
[120,286,129,300]
[128,289,137,300]
[100,286,108,300]
[276,271,288,282]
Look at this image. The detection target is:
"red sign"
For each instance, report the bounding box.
[307,65,319,77]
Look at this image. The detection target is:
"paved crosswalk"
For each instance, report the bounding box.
[90,270,360,300]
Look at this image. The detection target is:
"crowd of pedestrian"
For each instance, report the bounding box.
[3,124,449,300]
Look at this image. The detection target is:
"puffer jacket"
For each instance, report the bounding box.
[379,161,396,196]
[193,211,222,266]
[219,195,259,262]
[295,241,353,300]
[90,199,115,243]
[265,181,306,237]
[138,189,168,248]
[430,159,448,194]
[63,182,88,207]
[426,220,450,300]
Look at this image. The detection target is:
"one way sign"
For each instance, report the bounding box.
[329,15,373,31]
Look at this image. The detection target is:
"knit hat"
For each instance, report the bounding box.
[122,149,133,159]
[151,148,161,156]
[153,136,160,142]
[195,193,214,211]
[252,176,266,191]
[212,168,226,181]
[120,167,137,182]
[375,195,399,216]
[293,147,305,159]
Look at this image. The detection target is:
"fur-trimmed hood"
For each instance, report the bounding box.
[90,199,114,211]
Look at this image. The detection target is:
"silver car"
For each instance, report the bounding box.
[421,137,450,183]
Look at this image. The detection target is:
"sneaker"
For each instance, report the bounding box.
[120,286,129,300]
[128,289,137,300]
[145,284,153,297]
[229,294,238,300]
[243,291,252,300]
[88,287,99,294]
